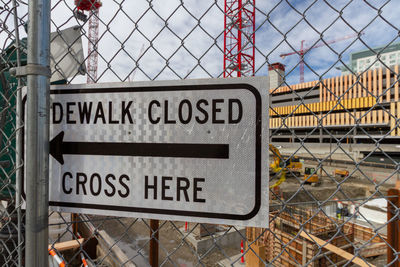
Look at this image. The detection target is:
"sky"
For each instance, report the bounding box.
[1,0,399,85]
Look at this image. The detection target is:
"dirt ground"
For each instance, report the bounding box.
[277,172,390,203]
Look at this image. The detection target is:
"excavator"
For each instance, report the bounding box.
[269,144,286,189]
[269,144,319,188]
[304,167,320,185]
[269,144,303,188]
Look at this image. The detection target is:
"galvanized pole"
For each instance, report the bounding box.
[12,0,23,266]
[25,0,51,266]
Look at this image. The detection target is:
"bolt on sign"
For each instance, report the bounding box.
[27,77,269,226]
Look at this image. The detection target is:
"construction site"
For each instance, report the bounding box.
[44,59,398,266]
[0,0,400,266]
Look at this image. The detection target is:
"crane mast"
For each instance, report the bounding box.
[87,9,100,84]
[223,0,255,77]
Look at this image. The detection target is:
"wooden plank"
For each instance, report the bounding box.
[327,78,331,101]
[332,77,336,100]
[351,75,356,99]
[246,242,266,267]
[331,76,340,100]
[361,112,366,124]
[372,110,377,124]
[398,102,400,136]
[331,77,339,101]
[378,109,383,124]
[395,65,399,102]
[368,69,372,95]
[386,68,391,102]
[320,82,323,103]
[49,238,85,252]
[378,68,383,103]
[354,74,359,98]
[339,75,343,98]
[344,75,348,99]
[299,231,375,267]
[373,69,377,98]
[363,71,367,97]
[360,243,386,258]
[385,104,389,123]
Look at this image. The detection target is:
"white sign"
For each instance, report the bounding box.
[27,77,269,227]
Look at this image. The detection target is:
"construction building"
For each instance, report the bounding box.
[268,63,400,147]
[341,42,400,75]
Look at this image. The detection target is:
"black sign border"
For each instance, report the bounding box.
[38,83,262,221]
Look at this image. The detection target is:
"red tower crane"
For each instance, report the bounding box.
[75,0,102,84]
[223,0,255,77]
[280,33,361,83]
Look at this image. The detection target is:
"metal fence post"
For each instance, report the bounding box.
[12,0,23,266]
[25,0,51,266]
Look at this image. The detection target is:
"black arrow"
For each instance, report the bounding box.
[50,131,229,165]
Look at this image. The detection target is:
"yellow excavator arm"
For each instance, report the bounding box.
[269,144,286,188]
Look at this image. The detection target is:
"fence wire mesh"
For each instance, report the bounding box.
[1,0,400,266]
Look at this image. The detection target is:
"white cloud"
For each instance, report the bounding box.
[1,0,399,86]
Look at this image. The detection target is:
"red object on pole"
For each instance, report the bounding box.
[241,239,244,263]
[185,222,188,232]
[75,0,102,11]
[279,33,361,83]
[74,0,102,84]
[223,0,255,77]
[387,188,400,267]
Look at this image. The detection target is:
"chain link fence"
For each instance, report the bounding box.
[1,0,400,266]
